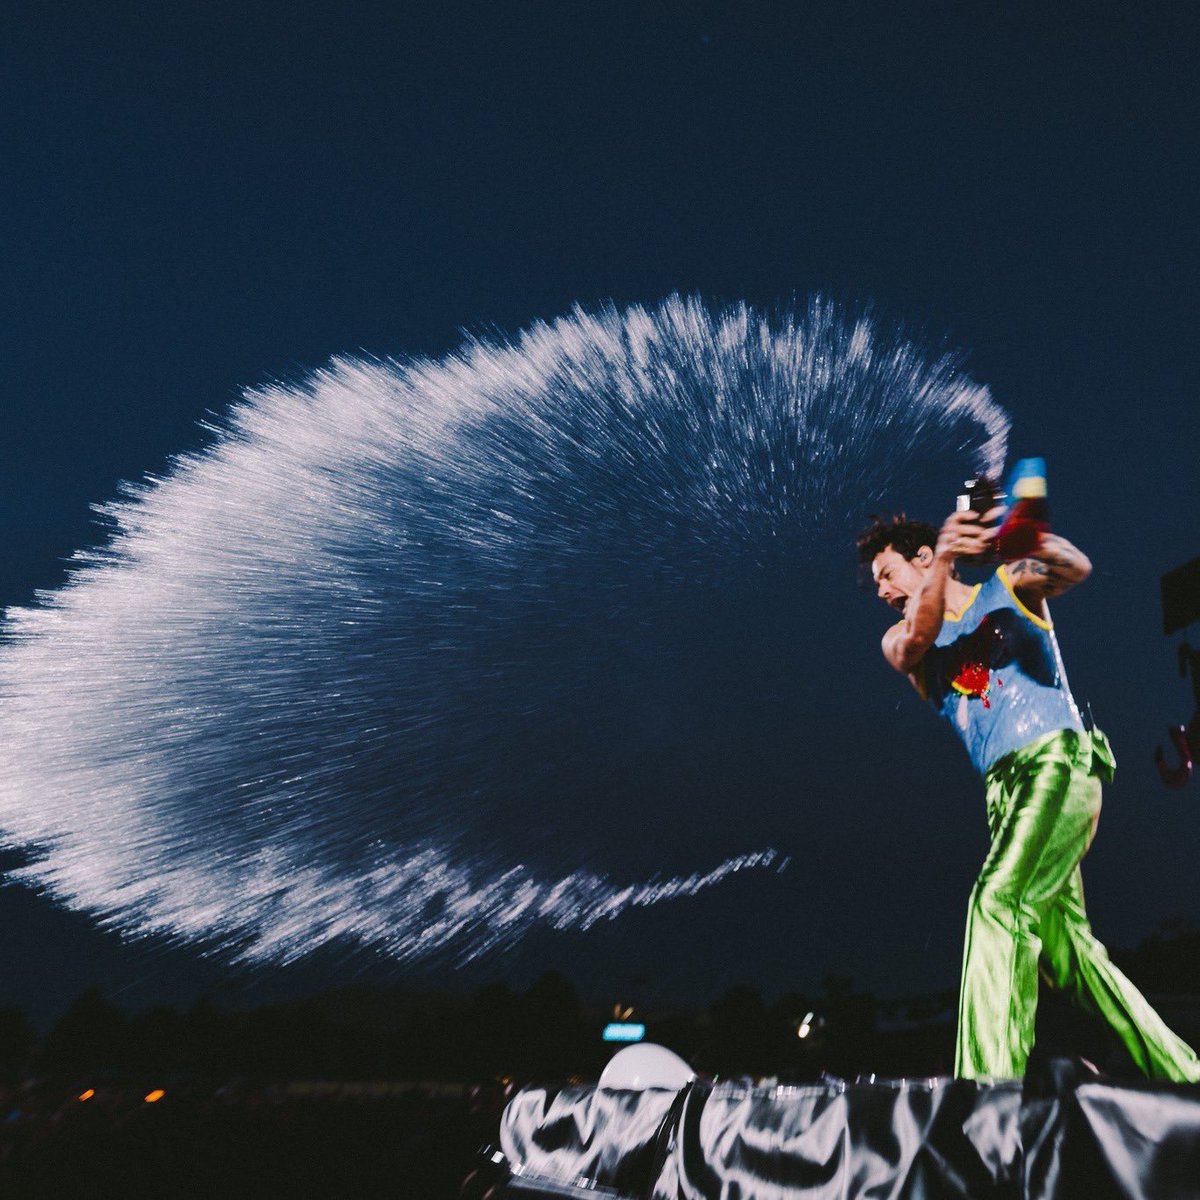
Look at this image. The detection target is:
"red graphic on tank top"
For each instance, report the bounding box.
[948,617,1006,708]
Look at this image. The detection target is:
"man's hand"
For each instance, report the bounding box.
[934,506,1003,563]
[1005,533,1092,599]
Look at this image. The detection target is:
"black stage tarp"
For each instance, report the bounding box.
[496,1058,1200,1198]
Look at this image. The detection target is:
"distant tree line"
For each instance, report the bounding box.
[0,974,909,1083]
[1,922,1196,1085]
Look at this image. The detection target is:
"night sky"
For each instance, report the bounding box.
[2,2,1198,1025]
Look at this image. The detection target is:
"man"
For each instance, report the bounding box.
[858,505,1200,1081]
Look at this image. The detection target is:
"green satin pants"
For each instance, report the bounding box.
[955,727,1200,1081]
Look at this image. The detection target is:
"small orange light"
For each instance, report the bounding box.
[144,1089,165,1103]
[78,1089,94,1102]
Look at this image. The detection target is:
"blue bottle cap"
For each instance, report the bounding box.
[1006,456,1046,500]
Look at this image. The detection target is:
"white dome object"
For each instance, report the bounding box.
[598,1043,695,1091]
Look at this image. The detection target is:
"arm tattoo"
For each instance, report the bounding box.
[1008,556,1071,597]
[1009,559,1050,582]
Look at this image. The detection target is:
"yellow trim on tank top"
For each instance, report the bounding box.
[997,564,1053,630]
[943,583,981,622]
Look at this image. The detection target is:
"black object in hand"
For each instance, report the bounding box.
[955,477,1003,564]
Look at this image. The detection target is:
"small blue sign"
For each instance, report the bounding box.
[602,1022,646,1042]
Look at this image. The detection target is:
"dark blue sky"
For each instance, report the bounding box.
[2,2,1198,1022]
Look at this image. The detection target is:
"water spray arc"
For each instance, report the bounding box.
[0,296,1008,964]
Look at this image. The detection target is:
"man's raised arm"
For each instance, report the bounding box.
[882,508,996,675]
[882,561,949,676]
[1005,534,1092,601]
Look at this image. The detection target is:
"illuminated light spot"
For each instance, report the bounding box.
[144,1089,165,1103]
[602,1022,646,1042]
[77,1089,94,1101]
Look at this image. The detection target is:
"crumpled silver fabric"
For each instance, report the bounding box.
[500,1063,1200,1198]
[501,1083,685,1197]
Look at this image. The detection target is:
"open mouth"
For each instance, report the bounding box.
[890,596,907,612]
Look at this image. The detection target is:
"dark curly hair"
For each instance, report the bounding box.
[855,514,939,566]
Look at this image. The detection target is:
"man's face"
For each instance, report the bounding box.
[870,546,931,618]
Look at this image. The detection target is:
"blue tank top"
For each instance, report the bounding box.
[916,566,1085,774]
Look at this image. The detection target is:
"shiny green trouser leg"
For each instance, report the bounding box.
[955,728,1200,1081]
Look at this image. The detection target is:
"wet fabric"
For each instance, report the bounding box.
[919,567,1085,774]
[955,727,1200,1083]
[498,1064,1200,1198]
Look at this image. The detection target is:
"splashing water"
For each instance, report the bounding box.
[0,296,1008,965]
